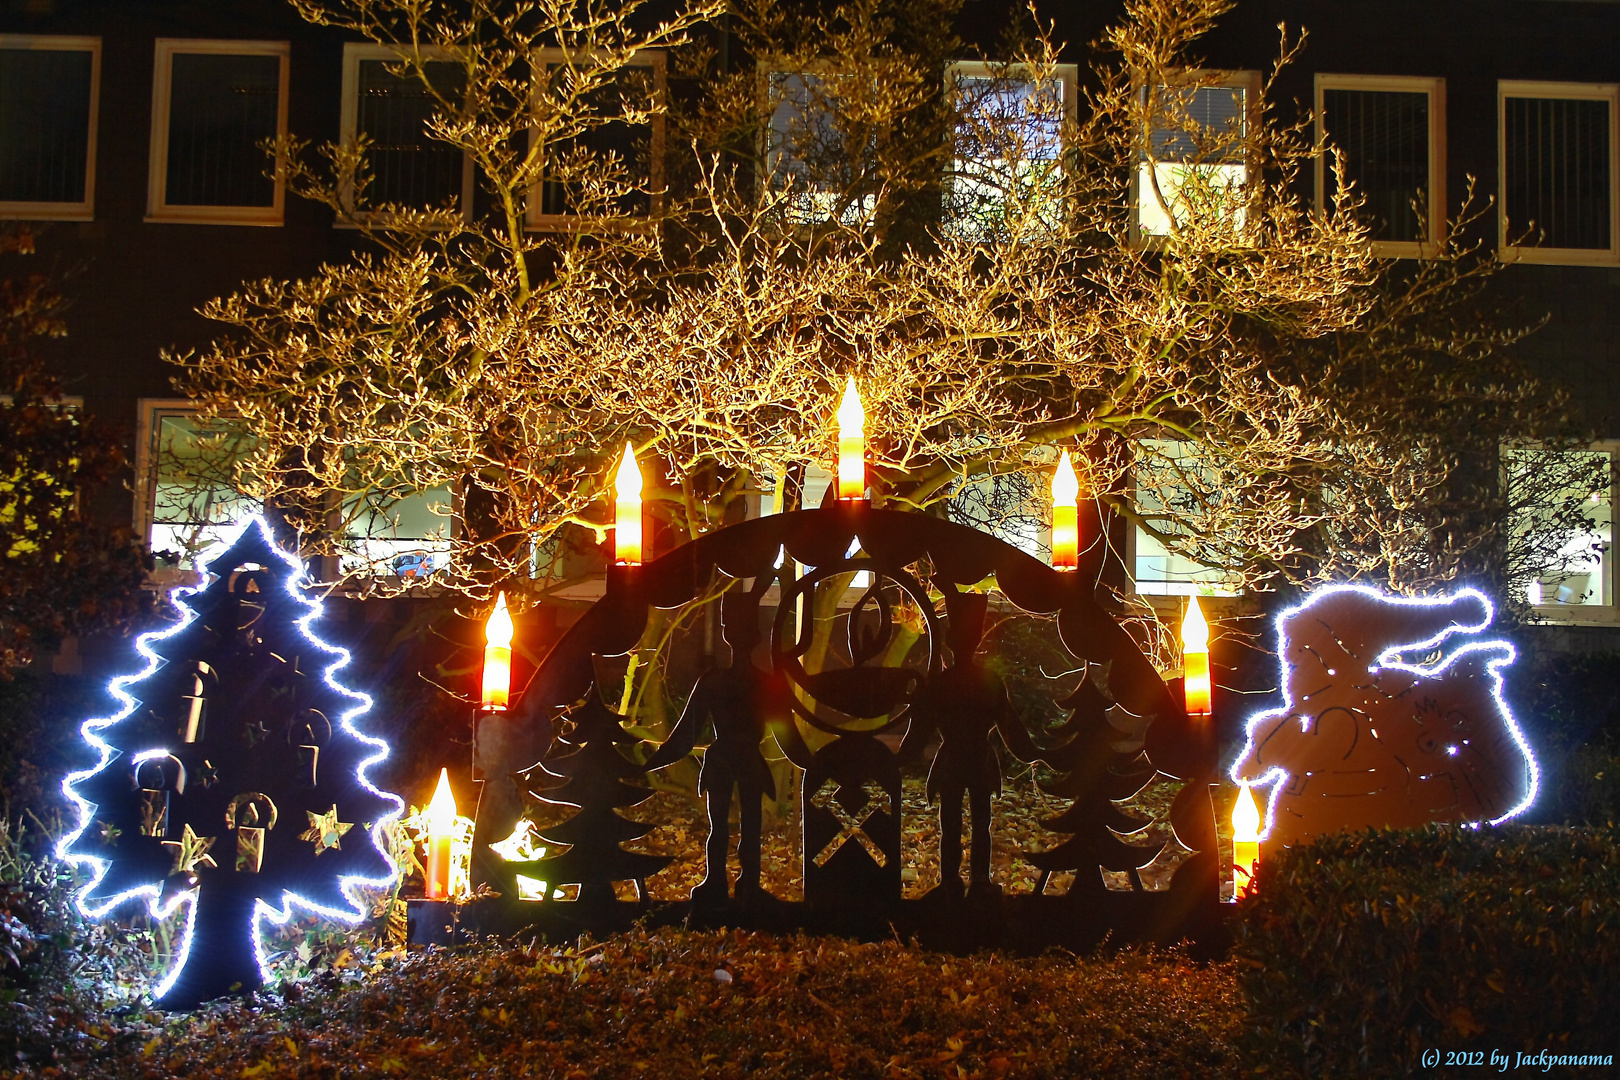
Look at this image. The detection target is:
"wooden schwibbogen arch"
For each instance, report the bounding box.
[437,502,1222,953]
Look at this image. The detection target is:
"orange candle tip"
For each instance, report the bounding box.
[1232,781,1262,899]
[836,377,865,500]
[614,441,645,564]
[1050,451,1079,569]
[424,768,458,900]
[482,592,513,710]
[1181,596,1211,716]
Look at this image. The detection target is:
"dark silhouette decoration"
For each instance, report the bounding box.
[1025,664,1160,896]
[900,589,1042,900]
[514,694,672,904]
[643,575,802,907]
[60,518,400,1008]
[803,731,903,912]
[445,502,1220,953]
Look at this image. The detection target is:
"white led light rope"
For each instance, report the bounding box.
[57,514,404,999]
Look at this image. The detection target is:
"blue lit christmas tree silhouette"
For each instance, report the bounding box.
[58,516,401,1007]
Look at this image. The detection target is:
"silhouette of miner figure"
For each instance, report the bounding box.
[901,590,1040,898]
[646,578,801,905]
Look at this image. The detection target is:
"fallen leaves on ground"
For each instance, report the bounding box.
[9,928,1245,1079]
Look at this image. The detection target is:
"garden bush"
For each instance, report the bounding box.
[1233,824,1619,1077]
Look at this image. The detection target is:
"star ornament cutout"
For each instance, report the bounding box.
[300,804,354,856]
[161,823,218,875]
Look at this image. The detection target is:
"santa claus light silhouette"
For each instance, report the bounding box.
[1232,585,1538,846]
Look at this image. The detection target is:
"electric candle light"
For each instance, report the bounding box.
[481,592,513,711]
[614,441,644,564]
[1231,781,1261,899]
[424,768,457,901]
[836,376,866,500]
[1050,450,1079,570]
[1182,595,1212,716]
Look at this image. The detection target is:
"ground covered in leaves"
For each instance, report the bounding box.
[10,928,1244,1079]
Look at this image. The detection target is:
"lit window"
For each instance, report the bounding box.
[1135,72,1258,240]
[146,40,288,226]
[763,67,876,226]
[1316,75,1444,257]
[945,62,1076,240]
[336,485,454,582]
[1506,444,1615,618]
[527,49,665,229]
[138,403,261,578]
[948,470,1045,560]
[1499,81,1619,265]
[1130,439,1238,597]
[340,43,472,219]
[0,35,99,221]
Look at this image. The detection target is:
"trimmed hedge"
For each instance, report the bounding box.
[1233,825,1620,1077]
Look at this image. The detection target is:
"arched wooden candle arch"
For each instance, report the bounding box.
[451,501,1222,953]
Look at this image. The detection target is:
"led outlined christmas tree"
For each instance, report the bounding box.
[58,516,401,1007]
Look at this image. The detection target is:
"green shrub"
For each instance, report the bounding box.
[1233,825,1620,1078]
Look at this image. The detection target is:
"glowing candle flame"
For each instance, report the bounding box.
[836,377,865,500]
[424,768,457,900]
[1182,595,1211,715]
[614,441,644,564]
[1232,781,1261,899]
[426,768,457,835]
[481,591,513,710]
[1051,450,1079,570]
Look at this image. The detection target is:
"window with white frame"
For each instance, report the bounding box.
[138,401,453,583]
[0,36,99,220]
[1499,81,1619,264]
[1135,71,1258,240]
[146,40,287,226]
[340,43,472,219]
[945,61,1077,240]
[944,467,1046,559]
[137,402,262,577]
[528,49,664,229]
[1505,443,1615,619]
[1316,75,1444,257]
[762,66,877,226]
[335,483,454,581]
[1129,438,1238,596]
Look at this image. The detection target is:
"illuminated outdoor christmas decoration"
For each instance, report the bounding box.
[614,441,645,563]
[56,515,401,1007]
[454,499,1223,953]
[1231,782,1260,899]
[1231,585,1538,846]
[424,769,457,900]
[488,820,548,901]
[1050,450,1079,570]
[1181,596,1211,717]
[481,592,513,711]
[836,377,866,500]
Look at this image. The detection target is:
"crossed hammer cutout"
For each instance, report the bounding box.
[810,779,893,867]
